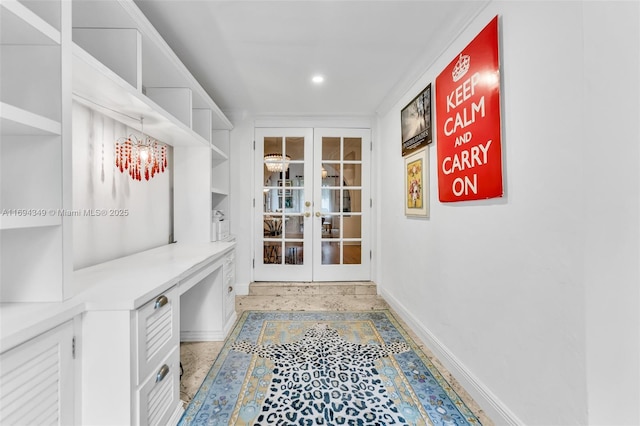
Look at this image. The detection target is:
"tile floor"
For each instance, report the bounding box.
[179,282,493,425]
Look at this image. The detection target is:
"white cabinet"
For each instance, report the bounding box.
[76,243,235,425]
[137,347,181,425]
[2,0,236,423]
[70,0,234,246]
[223,250,236,325]
[135,287,180,387]
[173,131,232,244]
[82,285,182,426]
[180,248,237,341]
[1,0,235,298]
[0,320,75,425]
[0,0,73,302]
[135,288,182,426]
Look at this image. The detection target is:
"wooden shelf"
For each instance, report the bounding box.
[0,102,62,135]
[0,1,60,45]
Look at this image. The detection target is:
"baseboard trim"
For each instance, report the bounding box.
[379,287,524,425]
[180,313,238,343]
[236,280,250,296]
[180,330,225,342]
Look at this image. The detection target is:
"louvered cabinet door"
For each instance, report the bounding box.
[0,321,74,426]
[136,286,179,385]
[136,347,180,426]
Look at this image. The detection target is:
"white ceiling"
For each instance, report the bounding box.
[133,1,488,120]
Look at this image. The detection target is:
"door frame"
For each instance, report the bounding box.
[253,126,371,282]
[254,127,314,281]
[311,127,371,282]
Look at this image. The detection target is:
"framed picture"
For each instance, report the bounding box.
[401,83,432,156]
[404,148,429,217]
[277,180,292,196]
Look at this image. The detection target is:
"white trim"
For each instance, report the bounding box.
[235,280,251,296]
[254,115,374,129]
[180,330,226,342]
[379,287,525,426]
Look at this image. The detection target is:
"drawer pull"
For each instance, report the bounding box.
[156,364,170,382]
[228,286,233,293]
[154,295,168,309]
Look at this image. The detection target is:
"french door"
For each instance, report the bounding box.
[254,128,371,282]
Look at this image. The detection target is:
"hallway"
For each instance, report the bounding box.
[179,282,492,425]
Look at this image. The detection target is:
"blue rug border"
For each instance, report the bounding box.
[179,310,482,425]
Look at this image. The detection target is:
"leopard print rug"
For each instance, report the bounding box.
[232,323,410,424]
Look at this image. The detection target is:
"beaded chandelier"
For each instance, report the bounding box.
[264,153,291,173]
[115,119,167,181]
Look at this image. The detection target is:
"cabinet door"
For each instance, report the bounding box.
[137,347,181,426]
[223,251,235,324]
[136,286,179,384]
[0,321,74,425]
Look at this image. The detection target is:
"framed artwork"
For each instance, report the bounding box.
[404,148,429,217]
[401,83,432,156]
[277,180,292,196]
[435,16,503,202]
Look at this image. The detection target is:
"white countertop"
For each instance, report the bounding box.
[0,241,235,353]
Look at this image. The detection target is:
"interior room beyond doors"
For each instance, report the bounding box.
[254,128,371,282]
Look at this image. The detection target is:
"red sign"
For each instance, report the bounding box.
[436,16,503,202]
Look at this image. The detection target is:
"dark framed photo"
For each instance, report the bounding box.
[401,83,432,156]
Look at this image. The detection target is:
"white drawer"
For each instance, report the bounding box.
[137,347,181,426]
[136,286,179,385]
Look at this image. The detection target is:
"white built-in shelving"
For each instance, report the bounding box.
[1,0,233,300]
[0,0,61,45]
[0,0,71,302]
[211,130,231,215]
[2,0,235,423]
[71,0,232,245]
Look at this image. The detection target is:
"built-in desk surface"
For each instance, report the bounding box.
[0,241,235,352]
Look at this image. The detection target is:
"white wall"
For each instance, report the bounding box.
[226,2,639,423]
[229,114,255,294]
[583,2,640,424]
[72,102,172,270]
[377,1,639,425]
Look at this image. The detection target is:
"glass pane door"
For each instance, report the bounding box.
[313,128,371,281]
[254,127,370,282]
[255,128,313,281]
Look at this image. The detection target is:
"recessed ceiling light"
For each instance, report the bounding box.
[312,75,324,84]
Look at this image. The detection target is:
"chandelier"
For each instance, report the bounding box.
[264,153,291,173]
[115,119,167,181]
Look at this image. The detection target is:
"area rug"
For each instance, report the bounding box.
[179,311,481,425]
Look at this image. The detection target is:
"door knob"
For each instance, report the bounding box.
[305,212,311,217]
[305,201,311,207]
[315,212,321,217]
